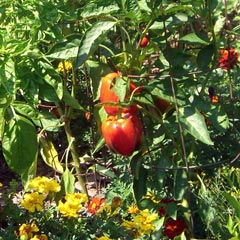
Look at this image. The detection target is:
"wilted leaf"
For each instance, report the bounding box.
[39,137,64,173]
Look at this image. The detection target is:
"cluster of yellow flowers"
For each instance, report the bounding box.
[121,207,158,238]
[18,222,48,240]
[57,192,88,218]
[57,60,72,73]
[21,176,60,213]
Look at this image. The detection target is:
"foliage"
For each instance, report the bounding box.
[0,0,239,239]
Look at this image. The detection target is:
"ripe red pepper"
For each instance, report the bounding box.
[140,35,149,48]
[101,114,142,156]
[99,72,140,115]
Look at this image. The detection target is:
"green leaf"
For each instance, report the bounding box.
[2,116,38,175]
[81,1,119,18]
[63,87,86,111]
[112,76,127,102]
[76,21,116,68]
[197,44,214,70]
[179,33,209,45]
[131,155,148,206]
[179,106,214,145]
[95,164,116,178]
[62,169,75,194]
[47,34,82,60]
[222,192,240,219]
[214,16,226,36]
[12,102,39,120]
[174,170,188,200]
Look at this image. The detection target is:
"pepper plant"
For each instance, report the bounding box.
[0,0,239,239]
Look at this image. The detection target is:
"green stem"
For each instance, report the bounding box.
[62,61,88,196]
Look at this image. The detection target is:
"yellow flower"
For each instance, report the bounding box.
[0,182,3,187]
[30,234,48,240]
[133,209,158,235]
[19,222,39,239]
[96,237,112,240]
[28,176,61,194]
[57,61,72,73]
[21,192,45,212]
[121,209,158,237]
[145,191,159,203]
[128,205,139,214]
[58,193,88,218]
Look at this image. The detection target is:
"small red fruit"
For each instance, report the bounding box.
[101,114,142,156]
[140,35,150,48]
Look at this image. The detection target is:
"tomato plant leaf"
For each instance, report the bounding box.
[2,116,38,175]
[76,21,116,68]
[179,106,214,145]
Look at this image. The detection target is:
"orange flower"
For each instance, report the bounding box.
[163,218,187,240]
[211,95,219,103]
[218,47,239,70]
[88,197,106,215]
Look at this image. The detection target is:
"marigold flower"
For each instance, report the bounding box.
[218,47,239,70]
[30,234,48,240]
[163,218,187,240]
[58,61,72,73]
[88,197,106,215]
[128,205,139,214]
[58,193,88,218]
[19,222,39,239]
[133,209,158,235]
[28,176,61,194]
[21,192,45,212]
[121,209,158,237]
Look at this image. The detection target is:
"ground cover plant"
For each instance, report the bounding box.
[0,0,239,239]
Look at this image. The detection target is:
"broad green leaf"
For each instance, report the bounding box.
[47,34,82,60]
[179,107,214,145]
[12,102,38,120]
[81,1,119,18]
[33,110,61,132]
[76,21,116,68]
[2,116,38,175]
[39,137,64,173]
[179,33,209,45]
